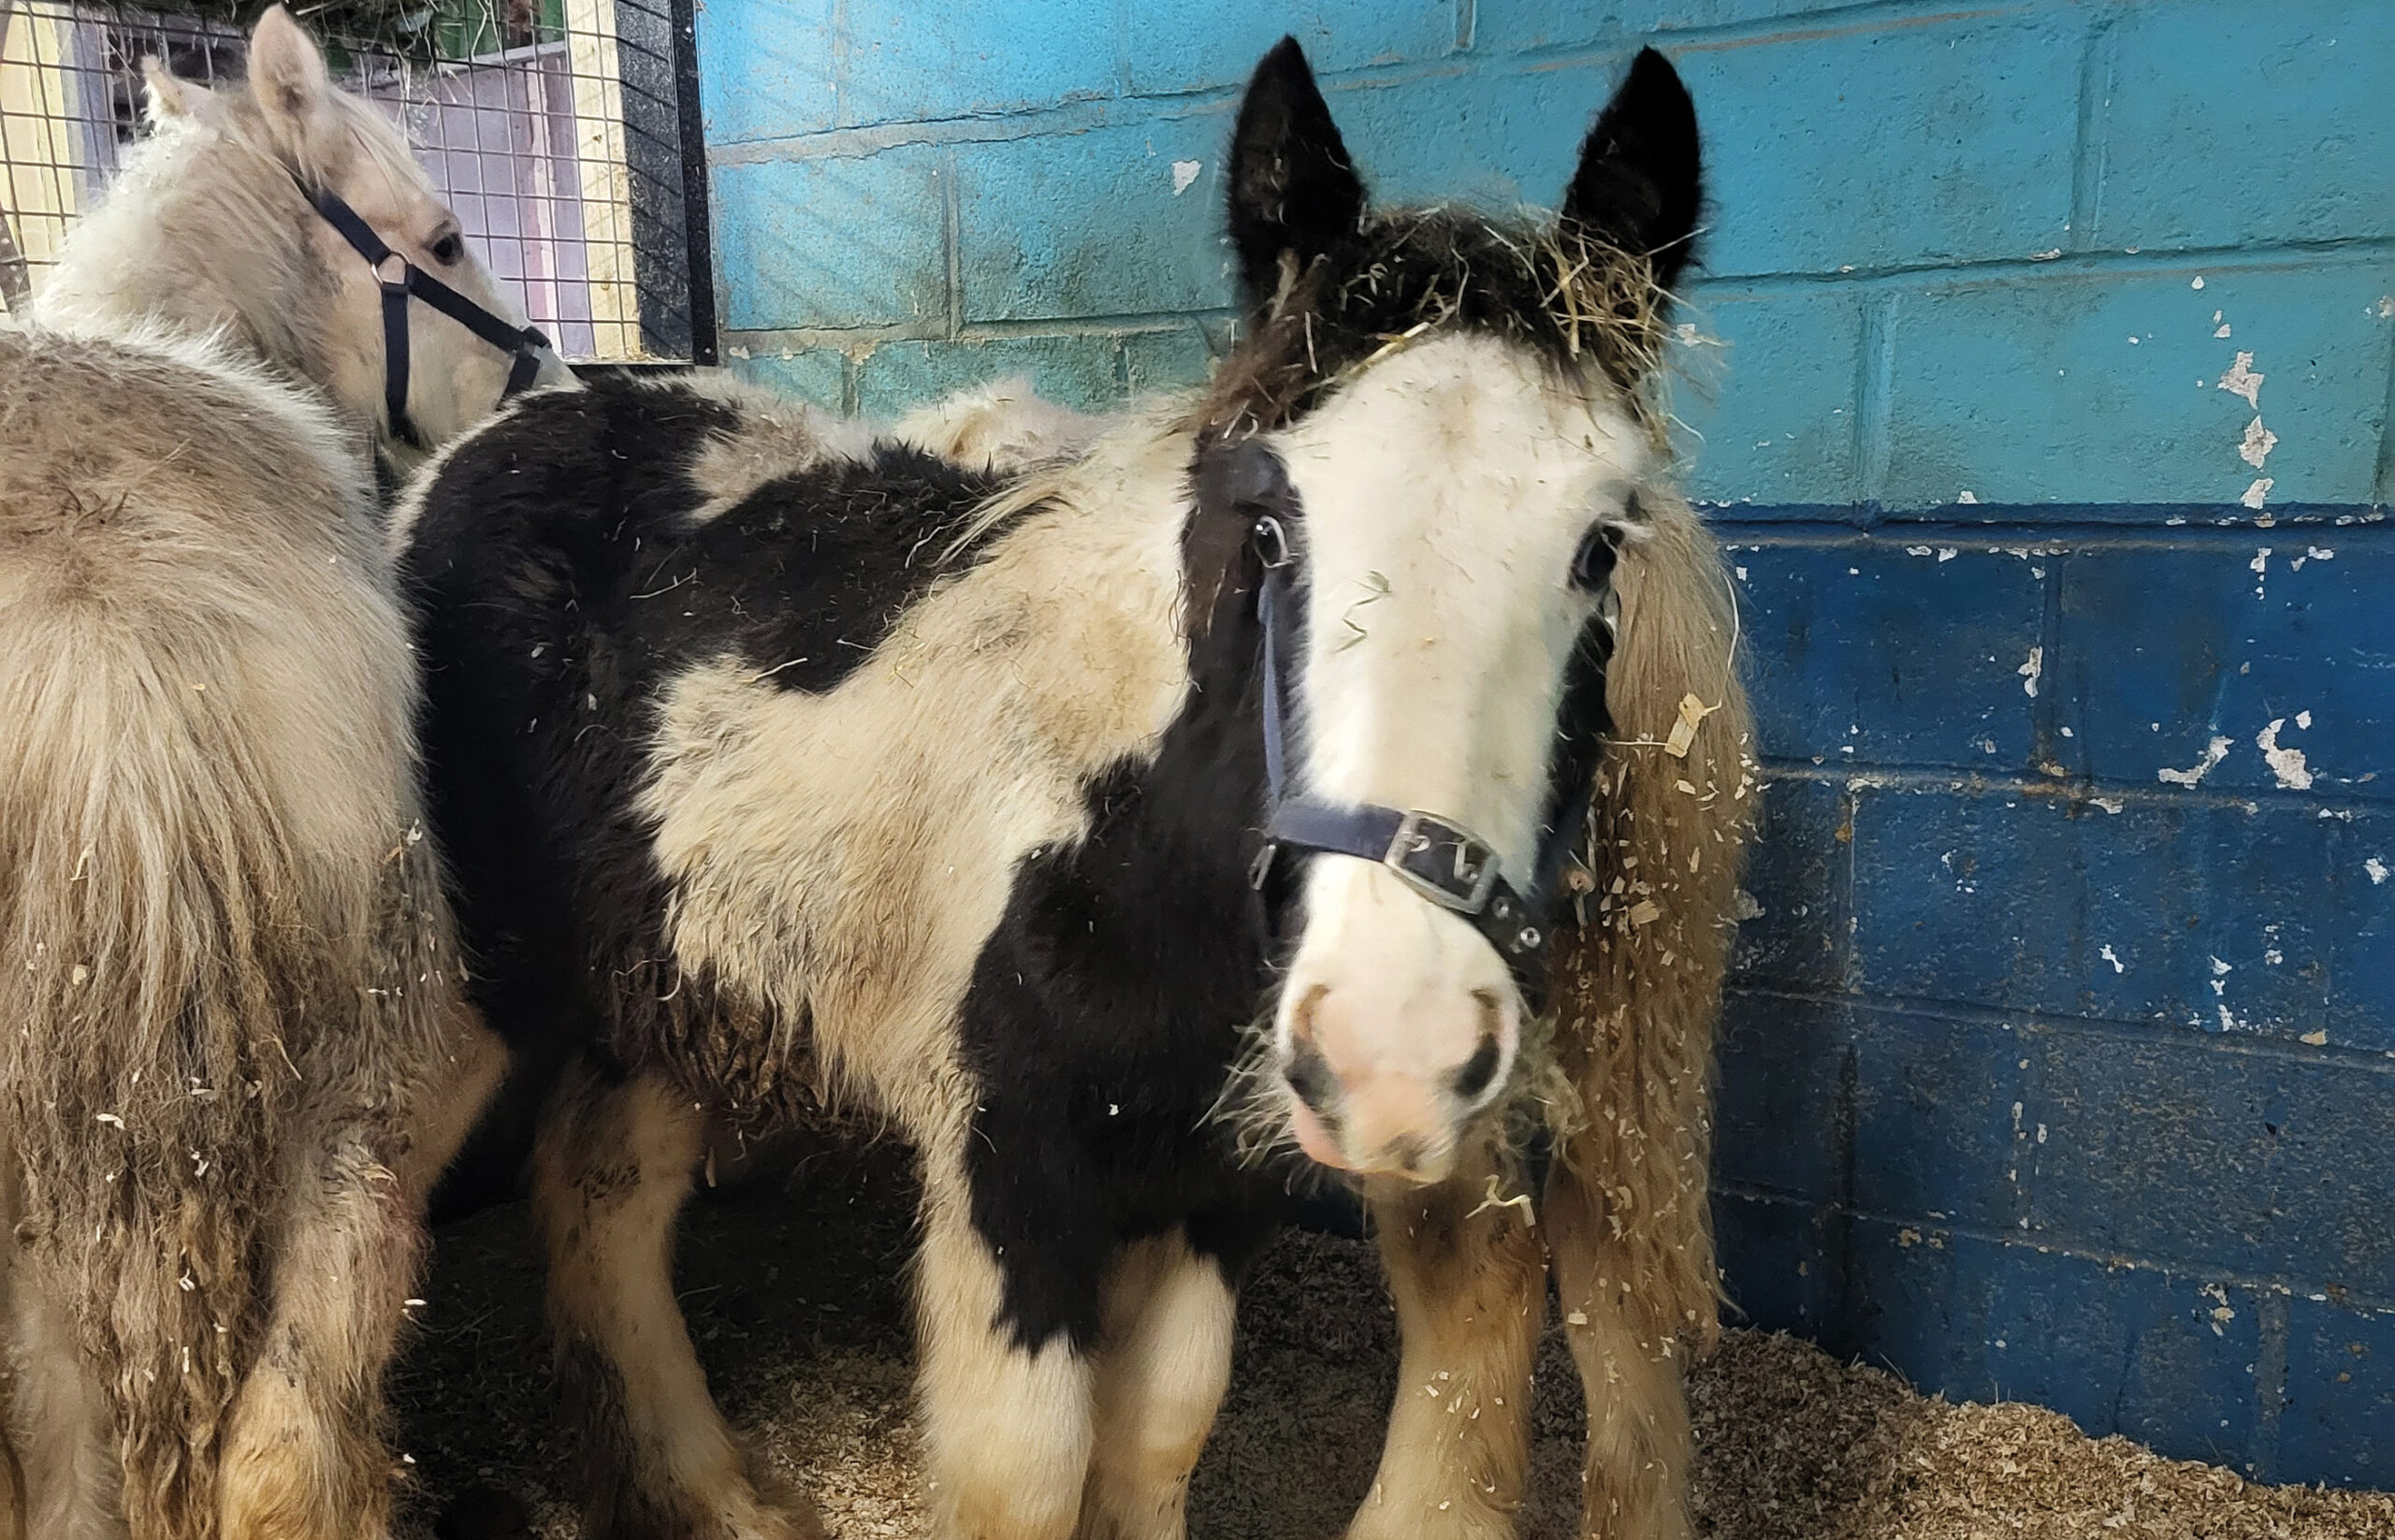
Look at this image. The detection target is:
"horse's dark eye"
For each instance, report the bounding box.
[1570,522,1622,592]
[428,233,463,266]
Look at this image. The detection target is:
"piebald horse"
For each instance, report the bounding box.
[402,38,1750,1540]
[0,10,559,1536]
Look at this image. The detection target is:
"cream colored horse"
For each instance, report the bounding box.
[0,9,558,1536]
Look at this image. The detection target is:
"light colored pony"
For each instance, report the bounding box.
[0,9,554,1536]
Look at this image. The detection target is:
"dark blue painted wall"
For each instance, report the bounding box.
[693,0,2395,1487]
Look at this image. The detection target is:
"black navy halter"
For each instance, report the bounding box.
[300,181,550,448]
[1204,439,1615,1017]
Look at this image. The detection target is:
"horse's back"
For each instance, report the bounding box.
[405,374,1032,1208]
[0,327,422,906]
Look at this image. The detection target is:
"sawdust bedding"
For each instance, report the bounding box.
[392,1137,2392,1540]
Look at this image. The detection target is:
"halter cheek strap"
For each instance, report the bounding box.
[1217,439,1614,1018]
[300,182,550,448]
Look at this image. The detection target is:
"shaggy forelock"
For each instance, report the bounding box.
[1193,206,1671,447]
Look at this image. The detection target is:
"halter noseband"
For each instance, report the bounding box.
[300,181,551,449]
[1212,439,1613,1017]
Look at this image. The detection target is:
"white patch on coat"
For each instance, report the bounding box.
[890,374,1103,475]
[2256,718,2313,790]
[916,1178,1096,1535]
[679,370,877,523]
[641,414,1194,1141]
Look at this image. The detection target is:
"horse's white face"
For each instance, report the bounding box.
[1220,38,1702,1183]
[1267,335,1645,1181]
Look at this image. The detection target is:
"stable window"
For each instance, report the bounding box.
[0,0,713,363]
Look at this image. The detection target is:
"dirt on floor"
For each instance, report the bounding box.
[390,1132,2394,1540]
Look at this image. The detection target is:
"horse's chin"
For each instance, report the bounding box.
[1287,1098,1353,1170]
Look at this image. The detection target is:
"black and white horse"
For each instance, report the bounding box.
[402,39,1749,1540]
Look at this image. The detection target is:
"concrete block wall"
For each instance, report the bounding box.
[693,0,2395,1487]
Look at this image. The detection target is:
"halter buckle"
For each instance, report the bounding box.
[1383,811,1502,914]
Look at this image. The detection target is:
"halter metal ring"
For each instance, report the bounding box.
[373,253,410,289]
[1383,810,1502,913]
[1252,515,1292,570]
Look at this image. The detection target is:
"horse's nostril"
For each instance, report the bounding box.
[1284,1038,1339,1118]
[1448,988,1507,1101]
[1451,1031,1502,1101]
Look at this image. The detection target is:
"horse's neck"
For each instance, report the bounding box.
[39,181,380,479]
[37,144,326,387]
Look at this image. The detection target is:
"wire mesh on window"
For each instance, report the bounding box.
[0,0,700,361]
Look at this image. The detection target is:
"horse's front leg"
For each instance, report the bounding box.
[1542,1156,1696,1540]
[1346,1146,1546,1540]
[1075,1228,1241,1540]
[916,1150,1096,1540]
[535,1064,820,1540]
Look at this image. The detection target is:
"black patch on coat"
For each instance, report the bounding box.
[405,376,1011,1213]
[950,464,1327,1353]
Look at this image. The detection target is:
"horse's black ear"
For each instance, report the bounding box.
[1227,36,1367,311]
[1560,48,1702,298]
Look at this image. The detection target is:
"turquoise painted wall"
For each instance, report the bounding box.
[695,0,2395,1488]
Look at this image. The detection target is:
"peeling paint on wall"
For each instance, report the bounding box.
[2216,350,2264,409]
[2238,416,2277,468]
[2257,718,2314,791]
[2158,734,2233,786]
